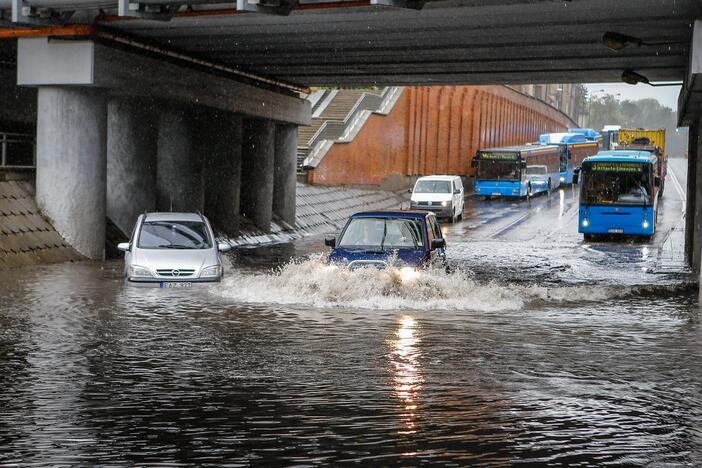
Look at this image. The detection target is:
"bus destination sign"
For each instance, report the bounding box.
[479,152,519,161]
[590,162,643,173]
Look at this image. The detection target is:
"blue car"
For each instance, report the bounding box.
[325,211,446,269]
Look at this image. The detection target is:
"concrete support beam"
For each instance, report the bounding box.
[35,87,107,259]
[201,111,243,236]
[156,106,204,213]
[240,119,275,232]
[686,123,698,267]
[106,96,157,236]
[17,37,310,126]
[273,123,298,227]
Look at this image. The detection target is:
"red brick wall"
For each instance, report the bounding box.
[308,85,575,186]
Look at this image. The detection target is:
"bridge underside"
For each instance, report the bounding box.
[1,0,698,87]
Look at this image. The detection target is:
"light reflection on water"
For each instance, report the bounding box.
[390,316,422,435]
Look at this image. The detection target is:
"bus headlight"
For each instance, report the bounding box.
[582,218,589,228]
[642,220,650,229]
[560,176,565,183]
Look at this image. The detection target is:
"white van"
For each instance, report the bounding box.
[409,175,465,223]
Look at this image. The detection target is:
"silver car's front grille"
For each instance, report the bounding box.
[156,269,196,277]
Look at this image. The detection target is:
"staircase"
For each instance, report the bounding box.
[297,89,381,175]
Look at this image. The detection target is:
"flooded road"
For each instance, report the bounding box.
[2,158,701,465]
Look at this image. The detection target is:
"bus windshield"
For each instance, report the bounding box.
[477,160,520,181]
[580,162,653,206]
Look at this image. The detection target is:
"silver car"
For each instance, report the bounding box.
[118,212,231,285]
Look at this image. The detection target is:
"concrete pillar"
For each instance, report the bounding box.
[106,97,157,236]
[156,106,204,213]
[240,118,275,232]
[201,111,243,235]
[686,123,698,267]
[35,87,107,260]
[694,117,702,276]
[273,123,298,227]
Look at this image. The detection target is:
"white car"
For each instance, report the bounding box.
[118,212,231,286]
[409,175,465,223]
[524,165,553,195]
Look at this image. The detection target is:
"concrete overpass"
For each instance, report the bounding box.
[2,0,702,271]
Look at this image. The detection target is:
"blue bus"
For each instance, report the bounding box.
[568,127,603,146]
[578,151,661,239]
[473,145,561,198]
[539,133,599,184]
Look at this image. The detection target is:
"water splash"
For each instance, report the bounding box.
[213,256,670,311]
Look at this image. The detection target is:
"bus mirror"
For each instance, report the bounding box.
[520,161,527,169]
[471,160,478,168]
[654,176,661,187]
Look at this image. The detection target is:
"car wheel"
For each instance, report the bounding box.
[448,210,455,224]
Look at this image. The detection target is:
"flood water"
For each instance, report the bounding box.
[1,159,701,465]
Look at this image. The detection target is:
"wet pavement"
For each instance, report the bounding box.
[1,158,701,465]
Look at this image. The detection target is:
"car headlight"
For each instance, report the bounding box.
[200,265,222,278]
[582,218,589,228]
[129,265,152,277]
[441,200,448,207]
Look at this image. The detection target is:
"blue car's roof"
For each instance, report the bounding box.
[350,210,431,219]
[583,153,656,164]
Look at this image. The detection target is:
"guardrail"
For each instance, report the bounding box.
[303,87,404,169]
[1,132,36,169]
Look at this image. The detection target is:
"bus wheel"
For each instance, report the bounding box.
[584,233,593,241]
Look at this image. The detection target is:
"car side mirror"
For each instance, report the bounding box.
[430,238,445,250]
[325,237,336,248]
[117,242,130,252]
[218,242,232,253]
[453,189,461,194]
[408,188,413,193]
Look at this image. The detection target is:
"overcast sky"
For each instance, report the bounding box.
[584,83,681,110]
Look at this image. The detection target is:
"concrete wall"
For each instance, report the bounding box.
[308,85,575,186]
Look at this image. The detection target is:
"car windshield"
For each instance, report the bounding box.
[580,162,653,206]
[338,217,425,249]
[413,180,451,193]
[477,159,520,180]
[138,221,212,249]
[525,166,547,175]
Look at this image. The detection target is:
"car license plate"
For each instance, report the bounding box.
[160,282,192,288]
[607,228,624,234]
